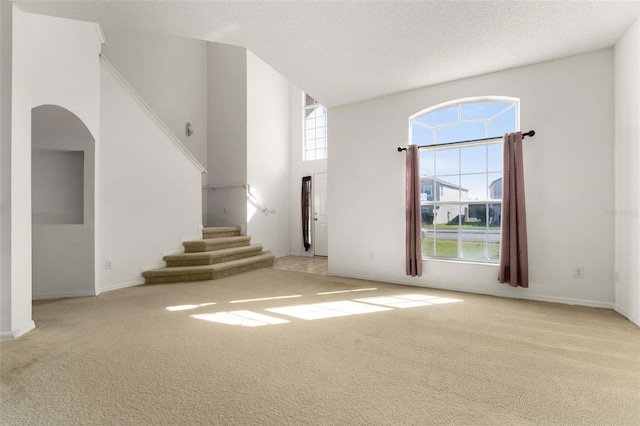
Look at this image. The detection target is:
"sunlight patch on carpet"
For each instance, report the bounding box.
[166,302,217,311]
[174,293,462,327]
[266,300,391,320]
[230,294,301,304]
[317,287,377,295]
[166,304,200,311]
[191,310,289,327]
[355,294,462,309]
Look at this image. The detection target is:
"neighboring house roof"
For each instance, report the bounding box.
[421,175,468,192]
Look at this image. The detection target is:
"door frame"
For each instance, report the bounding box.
[312,172,328,257]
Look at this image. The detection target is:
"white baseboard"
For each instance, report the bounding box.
[161,249,183,258]
[328,270,615,310]
[141,263,165,273]
[0,332,14,342]
[614,304,640,328]
[0,321,36,342]
[100,279,144,293]
[32,290,97,300]
[181,235,200,243]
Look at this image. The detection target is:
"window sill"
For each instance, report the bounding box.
[422,257,499,267]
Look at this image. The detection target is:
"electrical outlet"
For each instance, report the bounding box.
[573,267,583,279]
[105,260,113,270]
[614,271,620,283]
[369,252,374,260]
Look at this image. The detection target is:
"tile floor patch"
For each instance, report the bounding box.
[273,256,328,275]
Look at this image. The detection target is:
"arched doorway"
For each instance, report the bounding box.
[31,105,96,299]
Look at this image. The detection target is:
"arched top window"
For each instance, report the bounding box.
[409,97,519,263]
[410,97,519,146]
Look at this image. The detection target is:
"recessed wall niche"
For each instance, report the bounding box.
[32,149,84,224]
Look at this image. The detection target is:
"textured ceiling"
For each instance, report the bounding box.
[15,0,640,107]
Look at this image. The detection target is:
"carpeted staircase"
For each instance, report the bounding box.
[142,226,274,284]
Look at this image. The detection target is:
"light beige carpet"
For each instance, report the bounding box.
[1,268,639,425]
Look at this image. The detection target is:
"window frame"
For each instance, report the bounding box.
[409,97,520,264]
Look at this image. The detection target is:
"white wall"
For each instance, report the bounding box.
[31,105,96,299]
[0,0,13,339]
[329,49,615,308]
[206,42,248,229]
[3,6,102,339]
[614,17,640,327]
[288,83,327,256]
[99,64,202,291]
[205,45,294,256]
[246,52,291,256]
[100,26,208,167]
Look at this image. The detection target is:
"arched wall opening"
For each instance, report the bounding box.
[31,105,96,299]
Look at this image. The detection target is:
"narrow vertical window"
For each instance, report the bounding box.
[304,94,327,161]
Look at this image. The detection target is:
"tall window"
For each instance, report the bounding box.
[410,97,518,262]
[304,94,327,161]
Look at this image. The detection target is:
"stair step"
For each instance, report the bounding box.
[142,252,275,284]
[164,245,264,267]
[203,226,241,239]
[183,236,251,253]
